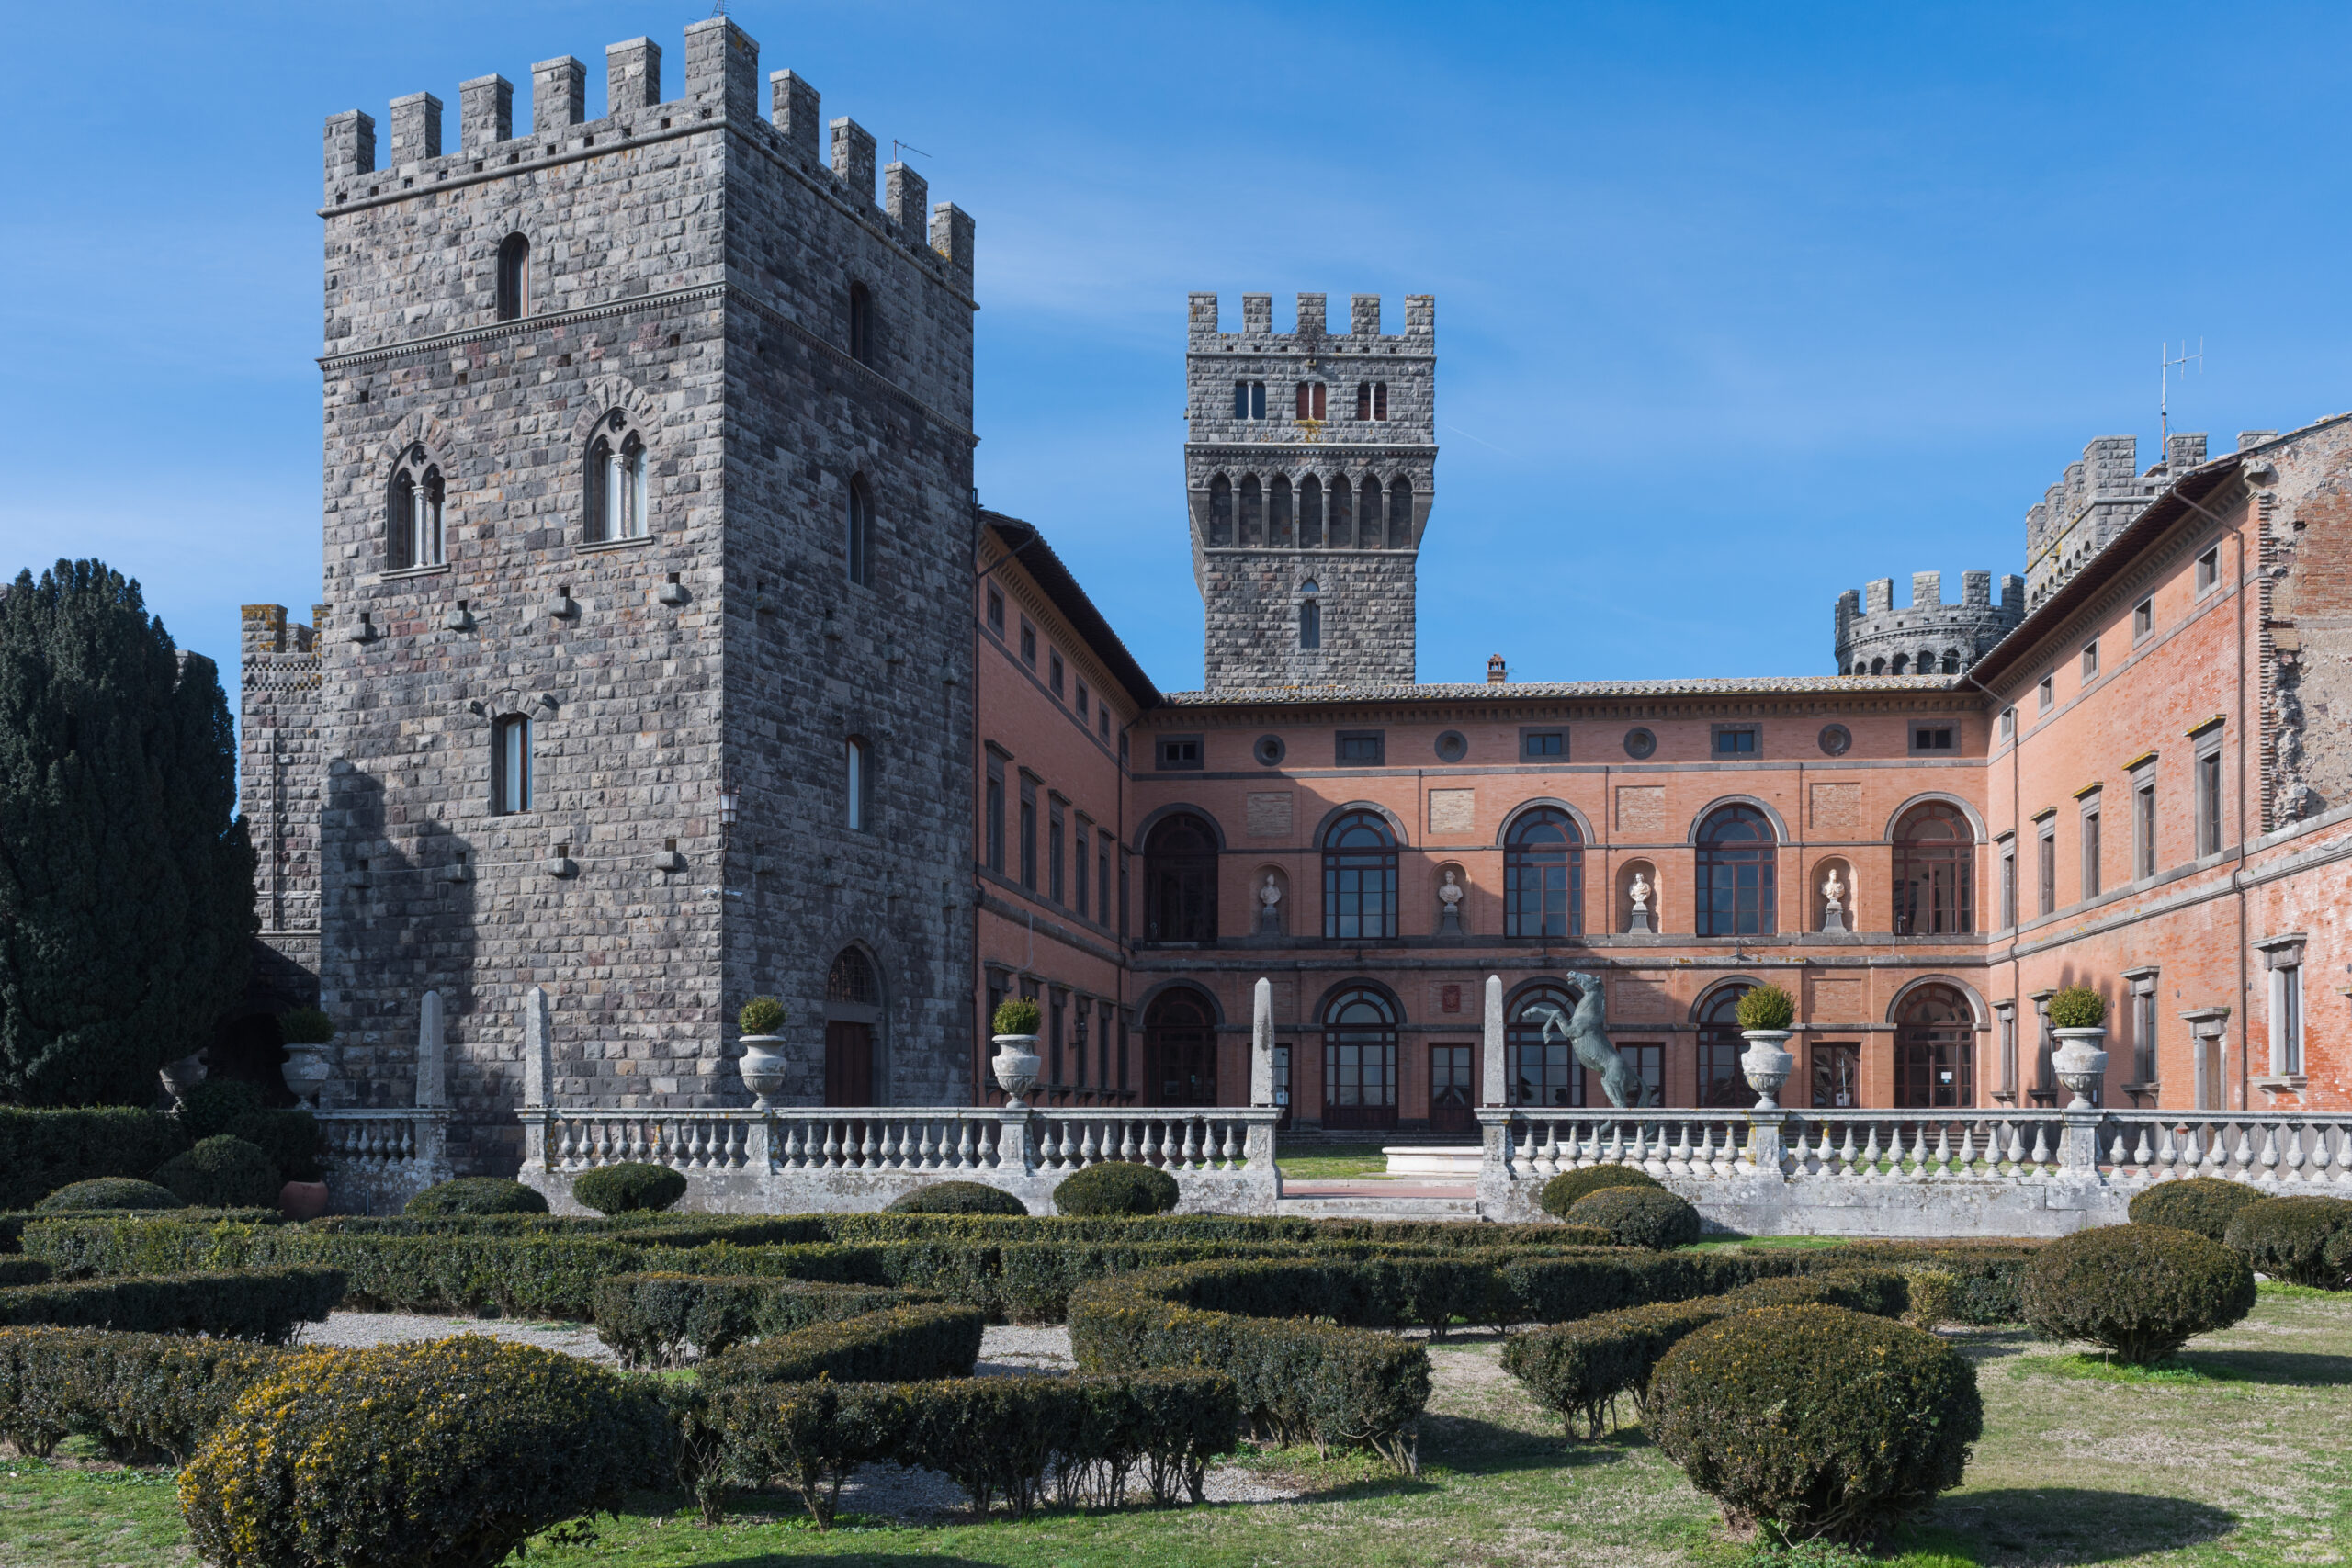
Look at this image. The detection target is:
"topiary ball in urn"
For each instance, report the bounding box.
[2047,987,2109,1108]
[991,998,1043,1107]
[737,996,789,1110]
[1735,984,1798,1107]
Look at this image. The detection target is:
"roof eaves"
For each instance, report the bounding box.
[980,513,1162,707]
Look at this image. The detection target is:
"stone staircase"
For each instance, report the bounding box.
[1276,1182,1480,1221]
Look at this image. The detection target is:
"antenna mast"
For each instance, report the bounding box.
[2161,338,2203,446]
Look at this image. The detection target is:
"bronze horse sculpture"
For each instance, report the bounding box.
[1529,970,1645,1109]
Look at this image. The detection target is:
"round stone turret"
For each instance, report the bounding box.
[1833,570,2023,677]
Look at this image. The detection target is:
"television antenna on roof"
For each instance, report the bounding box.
[893,139,931,163]
[2161,339,2203,446]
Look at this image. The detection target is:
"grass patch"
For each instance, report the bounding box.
[2037,1352,2235,1385]
[2256,1280,2342,1301]
[1272,1140,1395,1180]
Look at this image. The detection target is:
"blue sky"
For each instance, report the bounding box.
[5,1,2348,694]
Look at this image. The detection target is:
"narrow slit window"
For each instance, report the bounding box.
[846,737,870,831]
[494,233,529,321]
[492,716,531,815]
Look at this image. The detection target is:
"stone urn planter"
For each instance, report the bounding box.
[2052,1027,2109,1110]
[737,1035,789,1110]
[281,1043,334,1109]
[992,1033,1042,1108]
[158,1052,207,1105]
[1739,1030,1796,1110]
[278,1180,330,1221]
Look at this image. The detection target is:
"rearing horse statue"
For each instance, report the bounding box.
[1530,970,1645,1109]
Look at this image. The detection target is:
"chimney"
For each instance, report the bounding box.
[1487,653,1507,685]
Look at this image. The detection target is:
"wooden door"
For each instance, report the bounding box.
[824,1020,874,1106]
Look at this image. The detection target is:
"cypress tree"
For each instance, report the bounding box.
[0,560,256,1104]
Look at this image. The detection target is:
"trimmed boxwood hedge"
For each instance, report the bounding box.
[571,1162,687,1216]
[1648,1305,1982,1541]
[1567,1186,1702,1249]
[888,1181,1029,1216]
[0,1326,290,1462]
[0,1266,345,1343]
[2223,1195,2352,1291]
[152,1135,280,1211]
[180,1337,671,1568]
[39,1179,182,1212]
[406,1177,550,1216]
[1539,1164,1663,1217]
[1055,1162,1180,1216]
[591,1272,922,1367]
[2022,1224,2254,1362]
[697,1303,986,1390]
[0,1108,187,1211]
[2128,1177,2266,1242]
[0,1261,49,1288]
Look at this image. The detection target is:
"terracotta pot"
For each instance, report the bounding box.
[279,1180,330,1221]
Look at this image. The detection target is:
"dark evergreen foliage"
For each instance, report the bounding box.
[2128,1177,2266,1242]
[0,561,255,1105]
[405,1177,551,1216]
[2224,1195,2352,1291]
[888,1179,1029,1215]
[571,1161,687,1215]
[1538,1163,1663,1216]
[1054,1162,1180,1216]
[1567,1185,1702,1248]
[37,1178,181,1212]
[2023,1223,2256,1361]
[152,1135,281,1210]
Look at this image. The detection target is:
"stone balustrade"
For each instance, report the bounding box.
[313,1108,452,1214]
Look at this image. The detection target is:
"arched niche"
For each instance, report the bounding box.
[1432,859,1469,935]
[1250,863,1289,936]
[1617,858,1659,934]
[1813,855,1856,934]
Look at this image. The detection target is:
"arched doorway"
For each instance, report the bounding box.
[824,946,879,1105]
[1321,985,1399,1131]
[1893,802,1975,934]
[1894,984,1975,1108]
[1694,983,1754,1107]
[1143,814,1219,942]
[1143,988,1218,1107]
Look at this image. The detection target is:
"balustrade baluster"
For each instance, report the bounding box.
[2313,1125,2338,1184]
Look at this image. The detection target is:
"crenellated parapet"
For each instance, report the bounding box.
[1833,570,2023,677]
[2024,433,2211,607]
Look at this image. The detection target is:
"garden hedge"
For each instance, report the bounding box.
[696,1302,985,1390]
[2128,1177,2265,1242]
[406,1177,550,1216]
[0,1260,49,1288]
[1566,1185,1702,1248]
[1647,1305,1982,1541]
[180,1337,671,1568]
[0,1326,289,1462]
[152,1134,280,1211]
[1054,1162,1180,1216]
[2223,1195,2352,1291]
[0,1266,345,1343]
[888,1180,1029,1215]
[38,1179,182,1212]
[1539,1164,1663,1217]
[1500,1269,1911,1436]
[592,1272,929,1368]
[2021,1224,2254,1362]
[571,1162,687,1216]
[0,1108,187,1210]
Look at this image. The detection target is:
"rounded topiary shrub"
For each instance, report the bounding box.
[1649,1304,1981,1541]
[179,1336,669,1568]
[1735,984,1797,1032]
[738,995,786,1036]
[1538,1164,1663,1218]
[405,1177,551,1217]
[177,1078,265,1145]
[1567,1184,1701,1249]
[2129,1176,2267,1243]
[153,1135,281,1210]
[1054,1161,1179,1216]
[993,996,1043,1037]
[2022,1223,2256,1361]
[571,1162,687,1216]
[37,1177,184,1212]
[2046,986,2106,1030]
[888,1180,1029,1215]
[2223,1195,2352,1291]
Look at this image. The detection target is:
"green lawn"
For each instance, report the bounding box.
[6,1284,2350,1567]
[1273,1140,1397,1179]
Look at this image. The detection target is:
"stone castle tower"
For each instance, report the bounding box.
[1184,292,1436,689]
[246,18,978,1169]
[1832,570,2023,677]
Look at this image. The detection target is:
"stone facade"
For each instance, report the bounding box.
[240,604,324,1010]
[1185,291,1435,689]
[250,17,979,1172]
[2023,432,2233,607]
[1831,569,2023,676]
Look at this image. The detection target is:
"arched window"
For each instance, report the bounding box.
[1322,985,1397,1129]
[1871,657,1885,675]
[1359,479,1384,547]
[1942,650,1961,674]
[846,478,875,587]
[1299,476,1324,547]
[1208,475,1233,547]
[1505,807,1584,937]
[1695,984,1753,1107]
[1295,380,1328,420]
[824,945,879,1105]
[1355,380,1389,421]
[492,715,530,814]
[1323,809,1397,940]
[848,280,875,365]
[1894,801,1974,934]
[1895,984,1974,1108]
[1298,581,1321,649]
[1892,653,1909,675]
[845,736,870,830]
[583,418,648,543]
[1695,805,1777,936]
[1143,813,1218,942]
[386,448,445,570]
[495,233,529,321]
[1239,476,1262,547]
[1329,477,1352,548]
[1388,477,1413,548]
[1144,987,1217,1106]
[1270,476,1293,547]
[1507,983,1585,1107]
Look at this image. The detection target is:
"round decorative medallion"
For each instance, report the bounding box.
[1434,730,1467,762]
[1253,734,1286,767]
[1624,728,1657,760]
[1818,723,1853,757]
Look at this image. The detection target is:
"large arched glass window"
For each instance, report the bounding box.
[1894,801,1974,935]
[1507,983,1585,1107]
[495,233,529,321]
[1207,475,1233,547]
[386,448,444,570]
[1695,805,1777,936]
[1143,813,1218,942]
[1323,809,1397,940]
[584,418,648,543]
[1695,984,1753,1107]
[1388,477,1413,548]
[846,478,875,588]
[1504,807,1584,937]
[1298,581,1321,649]
[1322,985,1397,1130]
[1144,987,1217,1106]
[1895,984,1975,1108]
